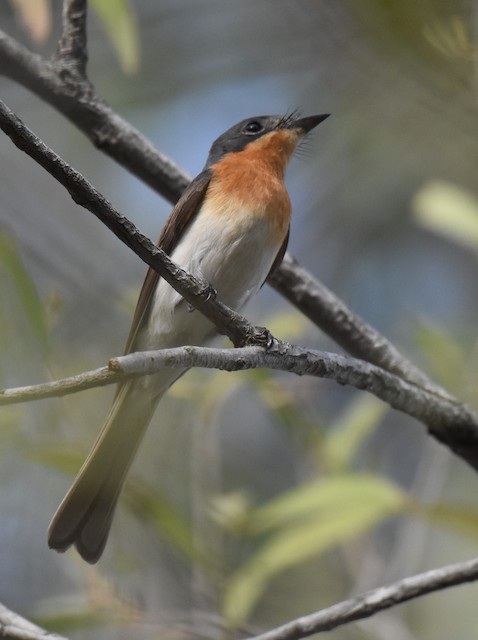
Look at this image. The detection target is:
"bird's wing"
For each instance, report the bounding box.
[123,169,212,355]
[266,226,289,281]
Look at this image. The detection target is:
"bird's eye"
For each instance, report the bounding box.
[244,121,263,135]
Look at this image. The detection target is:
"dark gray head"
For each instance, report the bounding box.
[205,113,329,168]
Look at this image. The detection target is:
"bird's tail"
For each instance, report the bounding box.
[48,377,170,564]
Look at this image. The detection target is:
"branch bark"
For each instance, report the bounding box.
[0,23,450,398]
[1,345,478,472]
[0,99,267,349]
[0,601,67,640]
[1,99,478,469]
[1,5,478,638]
[246,556,478,640]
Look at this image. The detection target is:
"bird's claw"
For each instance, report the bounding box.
[187,282,217,312]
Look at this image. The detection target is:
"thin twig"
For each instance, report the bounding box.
[55,0,88,75]
[0,602,67,640]
[245,556,478,640]
[0,366,118,404]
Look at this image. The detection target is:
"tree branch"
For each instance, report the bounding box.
[55,0,88,75]
[246,556,478,640]
[0,28,189,203]
[1,345,478,472]
[0,99,266,349]
[268,255,452,401]
[0,601,67,640]
[1,99,478,469]
[0,24,453,400]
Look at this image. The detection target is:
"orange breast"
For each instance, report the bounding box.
[207,129,298,245]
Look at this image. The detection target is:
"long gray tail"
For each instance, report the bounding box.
[48,378,168,563]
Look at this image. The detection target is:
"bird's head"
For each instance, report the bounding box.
[205,112,329,170]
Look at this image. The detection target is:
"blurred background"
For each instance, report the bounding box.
[1,0,478,638]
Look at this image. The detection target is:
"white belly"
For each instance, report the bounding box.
[140,202,282,350]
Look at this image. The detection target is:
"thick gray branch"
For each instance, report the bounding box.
[246,556,478,640]
[0,29,189,203]
[269,254,452,401]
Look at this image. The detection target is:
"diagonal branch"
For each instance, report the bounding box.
[0,24,453,399]
[0,28,189,203]
[0,99,265,349]
[246,556,478,640]
[1,12,478,469]
[268,255,452,401]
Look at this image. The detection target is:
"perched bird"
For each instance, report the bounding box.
[48,112,329,563]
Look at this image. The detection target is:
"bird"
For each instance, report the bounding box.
[48,112,329,563]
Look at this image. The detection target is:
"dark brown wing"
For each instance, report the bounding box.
[123,169,212,355]
[265,226,289,282]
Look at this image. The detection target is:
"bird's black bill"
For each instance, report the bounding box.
[292,114,330,134]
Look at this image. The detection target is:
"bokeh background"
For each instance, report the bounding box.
[1,1,478,638]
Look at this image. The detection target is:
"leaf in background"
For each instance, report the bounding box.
[90,0,140,74]
[27,447,84,475]
[322,394,388,472]
[8,0,51,43]
[414,320,465,390]
[261,309,311,341]
[223,474,406,625]
[247,473,405,535]
[417,502,478,542]
[412,180,478,250]
[123,481,195,561]
[0,231,49,350]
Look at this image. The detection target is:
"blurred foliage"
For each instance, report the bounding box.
[8,0,139,73]
[0,230,49,351]
[2,0,478,638]
[8,0,51,43]
[413,180,478,251]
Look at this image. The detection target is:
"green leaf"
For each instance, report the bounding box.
[248,473,405,535]
[322,395,388,472]
[418,503,478,541]
[414,321,465,390]
[261,309,311,341]
[27,447,85,475]
[223,474,407,624]
[412,180,478,250]
[0,231,49,349]
[90,0,140,73]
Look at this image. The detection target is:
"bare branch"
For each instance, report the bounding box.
[0,29,189,203]
[269,254,452,401]
[246,556,478,640]
[0,99,264,349]
[0,601,67,640]
[1,99,478,469]
[55,0,88,75]
[0,23,453,401]
[2,344,478,471]
[0,366,117,405]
